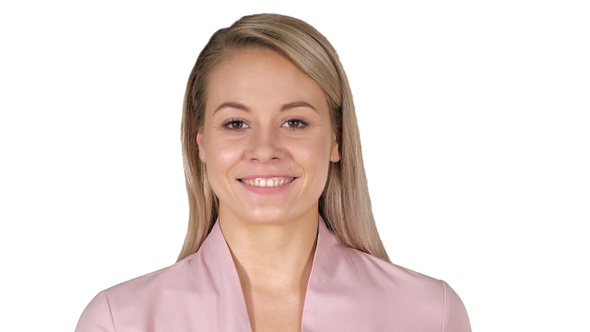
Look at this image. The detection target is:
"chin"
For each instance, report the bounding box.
[244,214,290,225]
[235,208,295,225]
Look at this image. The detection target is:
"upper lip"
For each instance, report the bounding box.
[238,174,296,180]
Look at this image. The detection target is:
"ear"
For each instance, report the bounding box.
[197,132,207,163]
[330,140,340,163]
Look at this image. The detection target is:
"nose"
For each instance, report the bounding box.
[248,126,284,163]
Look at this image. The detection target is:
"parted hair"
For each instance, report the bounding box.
[178,13,389,262]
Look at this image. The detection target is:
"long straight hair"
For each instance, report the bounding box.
[178,13,389,262]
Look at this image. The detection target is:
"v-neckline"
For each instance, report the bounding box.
[204,218,331,331]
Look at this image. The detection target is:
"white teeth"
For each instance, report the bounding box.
[242,177,294,187]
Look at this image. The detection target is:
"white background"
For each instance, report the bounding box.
[1,1,589,331]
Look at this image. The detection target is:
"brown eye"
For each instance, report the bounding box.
[223,119,249,130]
[282,119,308,129]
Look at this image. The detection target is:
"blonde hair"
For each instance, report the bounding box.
[178,13,389,262]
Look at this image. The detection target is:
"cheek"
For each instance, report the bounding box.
[204,138,243,170]
[295,136,335,171]
[197,131,242,166]
[203,145,238,195]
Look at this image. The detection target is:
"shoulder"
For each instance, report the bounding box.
[103,254,197,301]
[344,248,472,331]
[337,247,445,302]
[75,291,115,332]
[312,227,471,331]
[317,223,445,299]
[75,255,199,332]
[75,223,251,331]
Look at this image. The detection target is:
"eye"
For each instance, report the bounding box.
[282,118,308,130]
[222,119,249,131]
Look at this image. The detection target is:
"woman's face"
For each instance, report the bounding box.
[197,47,340,226]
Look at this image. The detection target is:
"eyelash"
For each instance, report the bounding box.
[221,118,309,131]
[282,118,308,130]
[222,118,248,131]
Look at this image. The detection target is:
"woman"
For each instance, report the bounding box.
[76,13,471,331]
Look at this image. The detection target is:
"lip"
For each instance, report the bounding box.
[238,174,297,194]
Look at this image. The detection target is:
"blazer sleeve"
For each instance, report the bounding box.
[442,281,472,332]
[75,291,116,332]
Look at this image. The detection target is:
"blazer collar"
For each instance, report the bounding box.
[200,217,342,331]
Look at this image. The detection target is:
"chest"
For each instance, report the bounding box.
[245,286,304,332]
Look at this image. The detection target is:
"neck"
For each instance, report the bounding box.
[219,213,319,290]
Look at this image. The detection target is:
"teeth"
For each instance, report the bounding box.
[242,177,294,187]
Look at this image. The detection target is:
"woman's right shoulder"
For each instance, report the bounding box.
[75,291,115,332]
[75,254,197,332]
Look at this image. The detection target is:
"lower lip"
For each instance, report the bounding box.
[239,179,295,194]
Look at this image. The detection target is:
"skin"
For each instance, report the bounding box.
[197,47,340,331]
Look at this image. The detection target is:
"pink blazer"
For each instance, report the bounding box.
[76,220,471,331]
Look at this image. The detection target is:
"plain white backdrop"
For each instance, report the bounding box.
[1,1,589,331]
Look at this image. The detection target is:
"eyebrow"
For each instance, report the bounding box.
[214,102,249,113]
[281,101,318,113]
[214,101,318,113]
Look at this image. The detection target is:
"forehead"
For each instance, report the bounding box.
[205,47,328,109]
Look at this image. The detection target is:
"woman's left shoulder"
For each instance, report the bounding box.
[345,248,453,297]
[339,248,471,331]
[362,250,471,330]
[312,222,472,330]
[347,248,443,289]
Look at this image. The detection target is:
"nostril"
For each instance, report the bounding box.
[248,135,284,163]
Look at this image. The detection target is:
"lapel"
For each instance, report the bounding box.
[199,222,253,331]
[301,219,352,331]
[202,218,347,331]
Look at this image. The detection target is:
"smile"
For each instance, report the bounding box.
[240,177,295,187]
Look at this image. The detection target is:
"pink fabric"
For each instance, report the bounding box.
[76,220,471,331]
